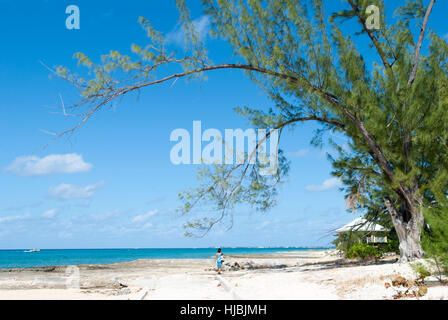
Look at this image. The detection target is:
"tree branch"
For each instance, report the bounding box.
[55,62,344,137]
[347,0,392,71]
[408,0,436,87]
[278,116,345,130]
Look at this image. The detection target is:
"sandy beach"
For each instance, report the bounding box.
[0,249,447,300]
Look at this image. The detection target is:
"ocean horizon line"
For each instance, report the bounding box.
[0,246,333,251]
[0,247,333,269]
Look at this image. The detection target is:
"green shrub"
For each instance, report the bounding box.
[423,207,448,282]
[346,243,382,260]
[378,239,400,254]
[333,232,365,254]
[411,262,431,282]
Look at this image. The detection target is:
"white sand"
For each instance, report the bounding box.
[0,250,447,300]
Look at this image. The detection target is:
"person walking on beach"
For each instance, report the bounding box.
[216,248,224,274]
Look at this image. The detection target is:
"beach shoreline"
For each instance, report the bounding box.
[0,247,329,270]
[1,249,447,300]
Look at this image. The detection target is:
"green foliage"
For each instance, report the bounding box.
[179,151,290,236]
[378,238,399,254]
[333,231,364,253]
[335,229,397,258]
[411,262,431,282]
[346,243,382,260]
[422,206,448,278]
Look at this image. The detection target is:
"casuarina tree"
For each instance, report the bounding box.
[52,0,446,260]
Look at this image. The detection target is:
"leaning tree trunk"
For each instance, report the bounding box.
[384,197,424,261]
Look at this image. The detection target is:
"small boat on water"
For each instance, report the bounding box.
[24,249,40,253]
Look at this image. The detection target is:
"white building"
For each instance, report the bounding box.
[336,217,390,244]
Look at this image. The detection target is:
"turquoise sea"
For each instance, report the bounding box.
[0,247,327,269]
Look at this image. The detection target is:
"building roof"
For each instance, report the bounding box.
[335,217,389,233]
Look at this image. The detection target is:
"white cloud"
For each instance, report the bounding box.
[42,209,58,219]
[140,222,153,230]
[255,221,271,230]
[0,214,30,224]
[286,149,309,158]
[305,177,342,192]
[49,182,103,200]
[5,153,92,176]
[132,210,159,223]
[166,15,210,46]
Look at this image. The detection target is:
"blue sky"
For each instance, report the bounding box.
[0,0,446,249]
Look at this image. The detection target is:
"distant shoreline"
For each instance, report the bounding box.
[0,247,332,270]
[0,247,333,251]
